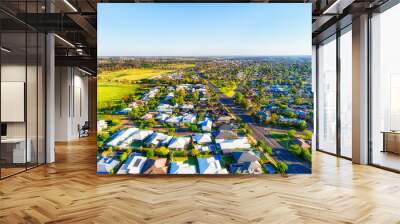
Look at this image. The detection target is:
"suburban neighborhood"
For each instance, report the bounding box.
[97,57,312,175]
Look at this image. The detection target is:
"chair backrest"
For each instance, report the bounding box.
[82,121,90,129]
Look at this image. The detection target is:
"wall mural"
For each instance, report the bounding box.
[97,3,313,175]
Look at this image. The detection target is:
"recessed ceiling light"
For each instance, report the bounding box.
[1,47,11,53]
[54,34,75,48]
[63,0,78,12]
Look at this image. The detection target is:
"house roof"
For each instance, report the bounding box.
[229,161,262,174]
[116,152,143,174]
[107,127,139,147]
[218,123,238,131]
[218,137,251,150]
[169,161,197,174]
[168,137,191,149]
[142,158,168,174]
[215,130,238,140]
[232,151,260,163]
[97,157,120,174]
[130,130,154,141]
[192,133,212,144]
[197,156,228,174]
[145,132,172,146]
[127,156,147,174]
[166,116,183,124]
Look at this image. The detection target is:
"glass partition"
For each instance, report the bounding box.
[339,27,352,158]
[0,1,46,179]
[317,36,337,154]
[370,3,400,171]
[1,31,28,177]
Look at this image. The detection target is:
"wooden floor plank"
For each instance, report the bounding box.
[0,136,399,224]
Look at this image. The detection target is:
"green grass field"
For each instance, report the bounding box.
[99,64,195,82]
[211,80,238,98]
[97,83,139,109]
[99,68,173,81]
[270,131,290,148]
[220,85,237,97]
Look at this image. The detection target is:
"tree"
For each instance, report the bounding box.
[167,127,175,136]
[192,91,199,102]
[155,146,169,157]
[191,148,200,157]
[189,124,199,132]
[146,149,155,158]
[276,161,288,174]
[287,129,297,139]
[303,130,313,140]
[270,113,279,125]
[234,92,244,104]
[120,152,129,162]
[298,120,307,130]
[264,146,273,155]
[288,144,302,156]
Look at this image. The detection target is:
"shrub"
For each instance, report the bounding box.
[303,130,313,140]
[288,144,302,156]
[302,148,312,162]
[120,152,128,162]
[155,146,169,157]
[287,129,297,139]
[191,148,200,157]
[146,149,155,158]
[275,161,288,174]
[264,146,273,155]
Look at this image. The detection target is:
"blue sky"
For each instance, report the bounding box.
[98,3,311,57]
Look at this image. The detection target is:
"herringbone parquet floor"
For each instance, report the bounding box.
[1,136,400,224]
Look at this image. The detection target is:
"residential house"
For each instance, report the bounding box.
[168,137,191,150]
[197,156,228,174]
[199,144,216,153]
[141,112,155,120]
[218,137,251,154]
[216,116,233,124]
[169,161,197,174]
[156,113,169,122]
[141,158,168,174]
[229,161,263,174]
[157,103,174,114]
[192,133,212,144]
[198,118,212,132]
[145,132,172,147]
[115,107,132,115]
[165,115,183,125]
[116,152,143,174]
[107,128,139,147]
[215,130,238,143]
[218,123,239,131]
[182,113,196,124]
[130,130,154,141]
[232,151,260,163]
[97,120,107,132]
[97,157,120,174]
[180,104,194,110]
[127,156,147,174]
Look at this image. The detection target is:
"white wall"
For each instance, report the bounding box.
[54,67,89,141]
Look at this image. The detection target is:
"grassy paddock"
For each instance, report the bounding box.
[97,83,139,109]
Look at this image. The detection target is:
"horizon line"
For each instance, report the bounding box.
[98,55,312,58]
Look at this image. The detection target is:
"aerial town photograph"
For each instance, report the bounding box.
[97,4,312,175]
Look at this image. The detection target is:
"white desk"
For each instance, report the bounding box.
[1,138,31,163]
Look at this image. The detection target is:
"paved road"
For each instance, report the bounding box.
[207,80,311,174]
